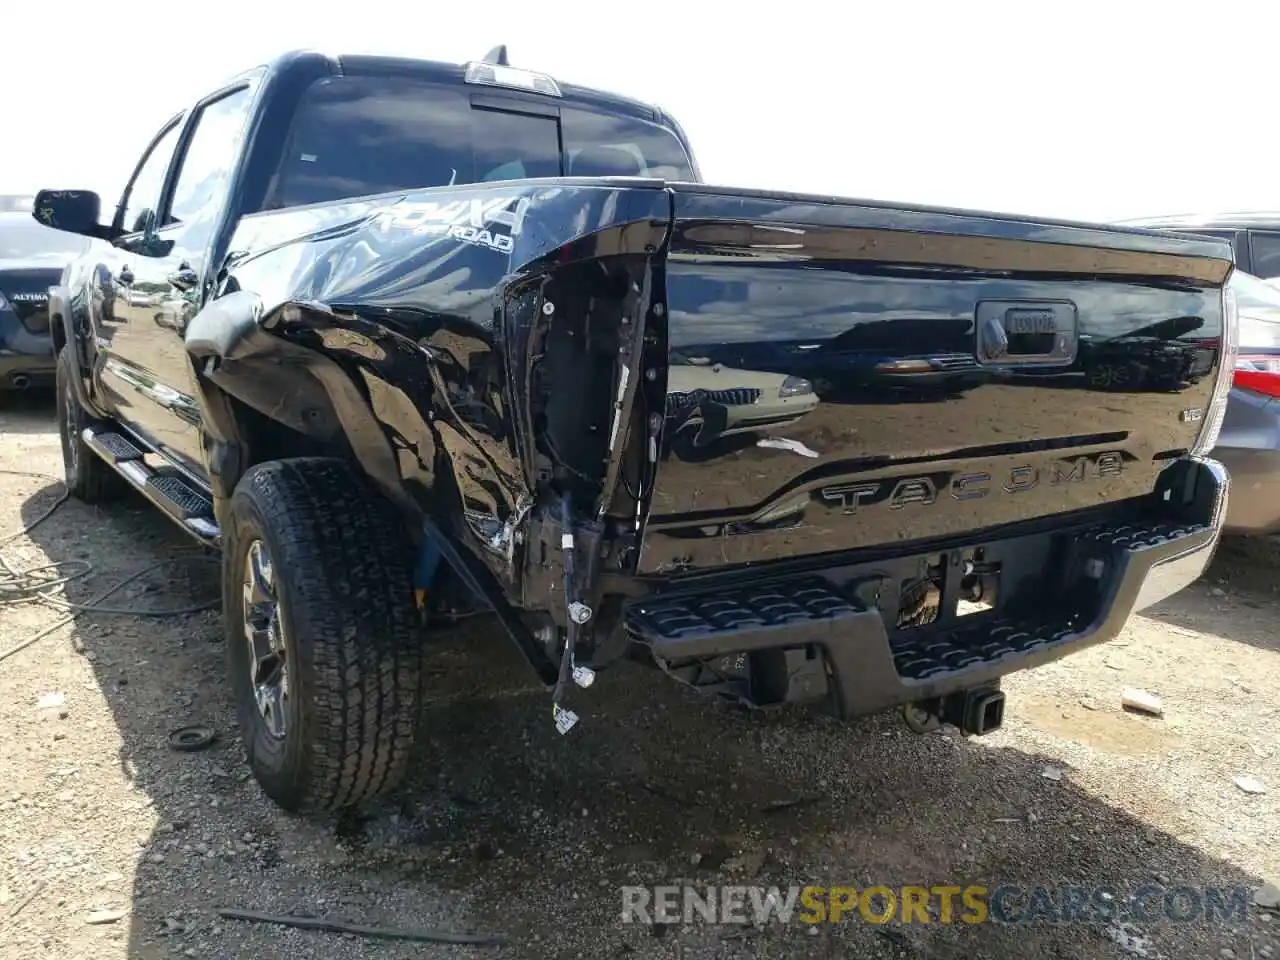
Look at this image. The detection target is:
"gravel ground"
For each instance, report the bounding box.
[0,392,1277,960]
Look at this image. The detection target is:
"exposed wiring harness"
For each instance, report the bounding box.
[0,468,222,665]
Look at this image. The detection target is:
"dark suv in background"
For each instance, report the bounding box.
[1117,212,1280,280]
[0,212,90,393]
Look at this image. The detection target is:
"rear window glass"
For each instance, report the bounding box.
[260,75,694,212]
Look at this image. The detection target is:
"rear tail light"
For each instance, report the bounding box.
[1233,355,1280,398]
[1191,284,1239,455]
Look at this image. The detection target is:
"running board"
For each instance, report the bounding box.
[81,428,221,546]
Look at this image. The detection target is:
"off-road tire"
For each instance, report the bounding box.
[225,458,424,812]
[55,346,125,504]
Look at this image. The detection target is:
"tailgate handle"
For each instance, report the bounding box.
[975,300,1078,367]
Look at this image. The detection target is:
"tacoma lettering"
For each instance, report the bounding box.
[817,452,1126,513]
[1003,466,1039,494]
[890,478,937,510]
[1051,458,1087,484]
[820,482,880,515]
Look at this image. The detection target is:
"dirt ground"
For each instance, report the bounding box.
[0,391,1277,960]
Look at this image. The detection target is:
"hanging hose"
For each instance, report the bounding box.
[549,491,595,734]
[551,492,578,706]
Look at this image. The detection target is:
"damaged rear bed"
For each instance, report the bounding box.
[205,177,1233,727]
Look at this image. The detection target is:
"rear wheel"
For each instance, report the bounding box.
[54,347,125,503]
[224,458,423,812]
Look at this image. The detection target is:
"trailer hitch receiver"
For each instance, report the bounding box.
[904,683,1005,736]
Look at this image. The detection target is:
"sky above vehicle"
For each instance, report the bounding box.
[7,0,1273,225]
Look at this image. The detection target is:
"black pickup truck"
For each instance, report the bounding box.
[35,47,1237,813]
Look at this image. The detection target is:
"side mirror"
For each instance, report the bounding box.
[31,189,105,238]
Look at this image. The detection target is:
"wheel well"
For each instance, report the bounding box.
[197,344,427,538]
[231,393,351,467]
[50,313,68,357]
[209,379,352,498]
[201,360,420,521]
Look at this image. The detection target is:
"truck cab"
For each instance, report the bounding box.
[49,49,698,479]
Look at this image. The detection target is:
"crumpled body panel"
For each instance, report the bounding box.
[210,179,670,602]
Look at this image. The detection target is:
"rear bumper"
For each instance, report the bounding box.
[627,456,1226,719]
[0,311,55,388]
[0,352,56,388]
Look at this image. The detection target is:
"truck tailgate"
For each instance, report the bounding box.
[638,186,1232,574]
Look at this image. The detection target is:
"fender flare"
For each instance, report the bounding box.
[184,292,420,521]
[47,284,105,417]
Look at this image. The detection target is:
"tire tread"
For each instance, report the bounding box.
[55,346,125,504]
[230,458,421,811]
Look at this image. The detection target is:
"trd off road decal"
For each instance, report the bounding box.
[376,195,532,254]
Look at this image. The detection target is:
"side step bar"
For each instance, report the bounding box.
[81,428,221,546]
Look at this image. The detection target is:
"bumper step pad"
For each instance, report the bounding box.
[628,578,860,643]
[1084,519,1210,550]
[626,515,1217,718]
[891,618,1078,682]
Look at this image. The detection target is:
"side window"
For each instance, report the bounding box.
[1250,232,1280,279]
[120,122,181,235]
[166,88,253,226]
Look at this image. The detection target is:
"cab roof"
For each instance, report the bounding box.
[254,49,661,124]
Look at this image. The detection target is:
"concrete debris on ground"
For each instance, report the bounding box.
[84,908,127,925]
[1121,687,1163,716]
[1233,775,1268,795]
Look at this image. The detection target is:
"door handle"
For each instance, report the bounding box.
[117,266,134,285]
[168,264,199,292]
